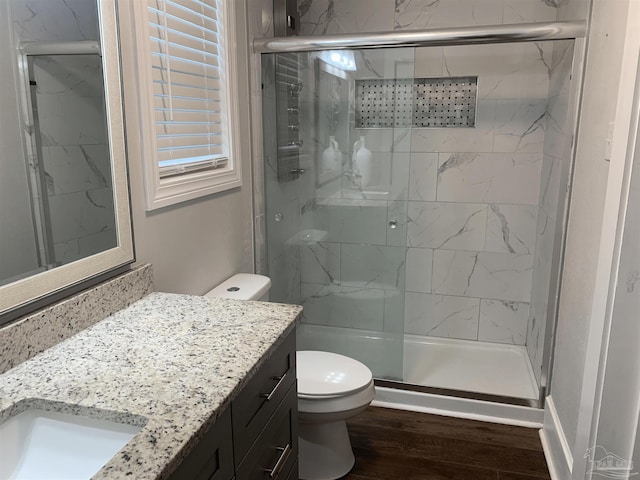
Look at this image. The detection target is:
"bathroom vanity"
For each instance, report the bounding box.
[168,329,298,480]
[0,293,302,479]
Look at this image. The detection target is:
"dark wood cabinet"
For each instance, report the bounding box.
[235,384,298,480]
[232,331,296,466]
[168,330,298,480]
[167,408,234,480]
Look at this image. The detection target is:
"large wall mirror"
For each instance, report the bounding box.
[0,0,133,317]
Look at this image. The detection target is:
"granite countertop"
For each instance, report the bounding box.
[0,292,302,479]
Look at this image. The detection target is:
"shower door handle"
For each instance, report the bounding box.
[290,168,305,176]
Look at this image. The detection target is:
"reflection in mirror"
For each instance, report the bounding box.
[1,0,114,287]
[0,0,133,315]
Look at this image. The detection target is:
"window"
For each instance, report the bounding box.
[130,0,242,210]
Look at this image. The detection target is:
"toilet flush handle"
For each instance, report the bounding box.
[260,373,288,402]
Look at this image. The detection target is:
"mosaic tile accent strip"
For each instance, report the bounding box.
[355,76,478,128]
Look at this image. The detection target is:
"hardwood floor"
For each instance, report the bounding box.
[342,407,551,480]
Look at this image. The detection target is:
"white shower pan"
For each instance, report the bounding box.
[403,334,539,399]
[298,324,538,400]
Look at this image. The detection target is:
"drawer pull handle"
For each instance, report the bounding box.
[265,444,291,478]
[260,373,288,401]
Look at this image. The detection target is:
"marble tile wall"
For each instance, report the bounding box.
[526,39,576,384]
[299,0,559,35]
[10,0,115,266]
[10,0,100,43]
[293,0,564,349]
[292,0,556,345]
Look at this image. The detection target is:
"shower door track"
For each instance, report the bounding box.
[375,379,538,408]
[254,20,585,53]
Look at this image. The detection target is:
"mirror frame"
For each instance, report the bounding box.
[0,0,134,316]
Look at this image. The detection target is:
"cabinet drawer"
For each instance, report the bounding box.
[282,461,299,480]
[236,384,298,480]
[168,408,234,480]
[232,331,296,465]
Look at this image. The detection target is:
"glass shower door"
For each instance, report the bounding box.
[262,48,415,381]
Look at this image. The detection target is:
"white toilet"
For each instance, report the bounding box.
[296,350,375,480]
[205,274,375,480]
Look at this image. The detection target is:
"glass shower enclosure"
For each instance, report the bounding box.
[259,28,582,405]
[262,48,416,380]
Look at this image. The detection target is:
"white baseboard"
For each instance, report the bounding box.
[541,396,573,480]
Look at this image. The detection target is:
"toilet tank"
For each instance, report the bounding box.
[204,273,271,301]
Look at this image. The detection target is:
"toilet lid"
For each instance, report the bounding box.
[297,351,373,397]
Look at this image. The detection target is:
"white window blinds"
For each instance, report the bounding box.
[147,0,229,178]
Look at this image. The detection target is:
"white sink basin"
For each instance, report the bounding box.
[0,408,142,480]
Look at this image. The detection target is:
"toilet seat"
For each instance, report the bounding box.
[297,351,373,398]
[298,382,371,400]
[298,380,375,417]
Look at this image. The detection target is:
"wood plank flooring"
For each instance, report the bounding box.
[342,407,551,480]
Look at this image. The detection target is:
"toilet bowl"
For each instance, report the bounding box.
[297,350,375,480]
[205,274,375,480]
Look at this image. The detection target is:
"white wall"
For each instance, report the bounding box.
[593,102,640,473]
[548,0,623,449]
[543,0,640,477]
[118,0,256,295]
[573,3,640,477]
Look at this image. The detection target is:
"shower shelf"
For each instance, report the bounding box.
[355,76,478,129]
